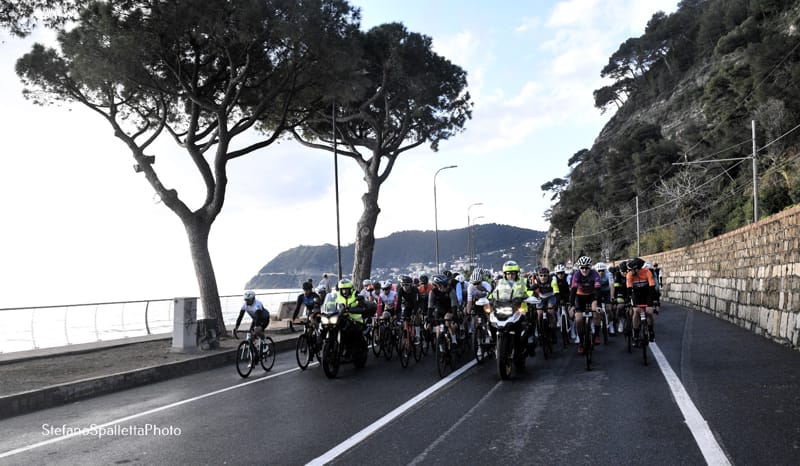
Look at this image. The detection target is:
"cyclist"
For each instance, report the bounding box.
[530,266,559,344]
[647,262,662,315]
[318,273,331,297]
[466,268,493,355]
[595,262,614,335]
[627,257,656,343]
[612,262,629,333]
[233,291,270,341]
[398,275,421,342]
[489,260,530,366]
[553,264,572,341]
[569,256,601,355]
[290,282,322,332]
[428,274,459,348]
[377,280,398,318]
[417,275,433,311]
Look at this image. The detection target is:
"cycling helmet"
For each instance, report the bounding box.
[362,279,372,287]
[595,262,607,271]
[381,280,392,290]
[576,256,592,267]
[456,274,465,283]
[554,264,566,274]
[244,290,256,304]
[538,267,550,276]
[502,260,520,273]
[628,257,645,271]
[644,262,652,269]
[470,269,483,284]
[432,274,448,286]
[419,275,429,285]
[400,275,413,286]
[302,282,313,291]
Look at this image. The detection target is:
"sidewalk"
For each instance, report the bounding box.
[0,322,300,420]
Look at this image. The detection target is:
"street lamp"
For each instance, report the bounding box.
[467,203,483,268]
[434,165,457,273]
[470,215,485,268]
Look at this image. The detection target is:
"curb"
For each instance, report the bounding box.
[0,336,298,420]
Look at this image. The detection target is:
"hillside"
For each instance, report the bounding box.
[542,0,800,265]
[245,223,546,289]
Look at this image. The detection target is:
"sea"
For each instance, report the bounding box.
[0,289,300,354]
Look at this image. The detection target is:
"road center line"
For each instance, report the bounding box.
[306,359,477,466]
[0,367,301,460]
[650,343,731,466]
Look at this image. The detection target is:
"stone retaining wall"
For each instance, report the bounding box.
[643,204,800,349]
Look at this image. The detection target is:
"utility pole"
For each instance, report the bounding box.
[636,195,640,256]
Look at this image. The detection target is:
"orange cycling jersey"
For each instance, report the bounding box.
[627,268,655,289]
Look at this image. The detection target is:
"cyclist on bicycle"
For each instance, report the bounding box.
[290,281,322,332]
[466,268,493,353]
[595,262,614,335]
[626,257,656,343]
[612,262,629,333]
[234,291,270,340]
[531,266,559,344]
[429,274,459,347]
[569,256,601,354]
[553,264,572,339]
[397,275,421,342]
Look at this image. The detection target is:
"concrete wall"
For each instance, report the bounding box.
[643,204,800,349]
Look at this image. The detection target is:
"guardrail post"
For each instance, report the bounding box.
[145,301,151,335]
[172,297,198,353]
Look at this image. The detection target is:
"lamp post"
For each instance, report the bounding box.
[467,202,482,269]
[470,215,485,268]
[434,165,457,273]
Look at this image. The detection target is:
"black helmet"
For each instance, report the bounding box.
[419,275,429,285]
[302,282,313,291]
[432,274,448,286]
[400,275,413,286]
[628,257,645,270]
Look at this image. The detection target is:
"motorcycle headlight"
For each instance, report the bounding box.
[329,315,339,325]
[321,315,330,325]
[495,306,514,318]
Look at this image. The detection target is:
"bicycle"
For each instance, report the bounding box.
[435,320,455,378]
[472,309,494,364]
[576,305,594,371]
[371,314,386,357]
[599,301,610,345]
[295,316,321,370]
[234,328,276,378]
[633,304,650,365]
[399,314,420,368]
[557,303,570,350]
[536,309,554,360]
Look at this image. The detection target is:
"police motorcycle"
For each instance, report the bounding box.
[475,295,540,380]
[319,282,369,379]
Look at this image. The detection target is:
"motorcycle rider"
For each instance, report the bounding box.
[489,260,531,369]
[333,279,371,354]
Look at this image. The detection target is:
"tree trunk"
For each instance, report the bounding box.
[184,215,226,349]
[352,185,381,286]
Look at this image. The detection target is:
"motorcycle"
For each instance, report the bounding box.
[476,296,540,380]
[319,295,368,379]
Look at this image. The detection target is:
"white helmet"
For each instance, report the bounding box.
[554,264,566,273]
[595,262,607,271]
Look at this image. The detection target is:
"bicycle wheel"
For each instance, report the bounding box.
[473,325,486,364]
[624,317,632,353]
[236,341,255,378]
[296,333,311,370]
[260,336,276,371]
[382,325,394,361]
[436,333,451,378]
[400,329,411,368]
[412,328,422,362]
[584,326,593,371]
[538,320,550,360]
[371,323,382,357]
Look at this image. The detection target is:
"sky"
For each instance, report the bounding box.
[0,0,678,308]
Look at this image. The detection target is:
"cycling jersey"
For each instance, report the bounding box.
[627,268,656,306]
[236,300,270,329]
[292,291,321,320]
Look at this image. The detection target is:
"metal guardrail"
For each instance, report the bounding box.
[0,290,299,354]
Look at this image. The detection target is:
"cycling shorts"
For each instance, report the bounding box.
[536,294,557,309]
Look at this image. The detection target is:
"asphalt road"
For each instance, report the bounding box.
[1,303,798,465]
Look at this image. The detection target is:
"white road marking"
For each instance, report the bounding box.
[651,343,731,466]
[0,367,300,460]
[306,359,477,466]
[408,379,501,466]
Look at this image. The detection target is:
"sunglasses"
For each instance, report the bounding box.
[538,274,548,278]
[580,266,591,270]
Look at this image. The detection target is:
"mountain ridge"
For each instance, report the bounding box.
[245,223,546,289]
